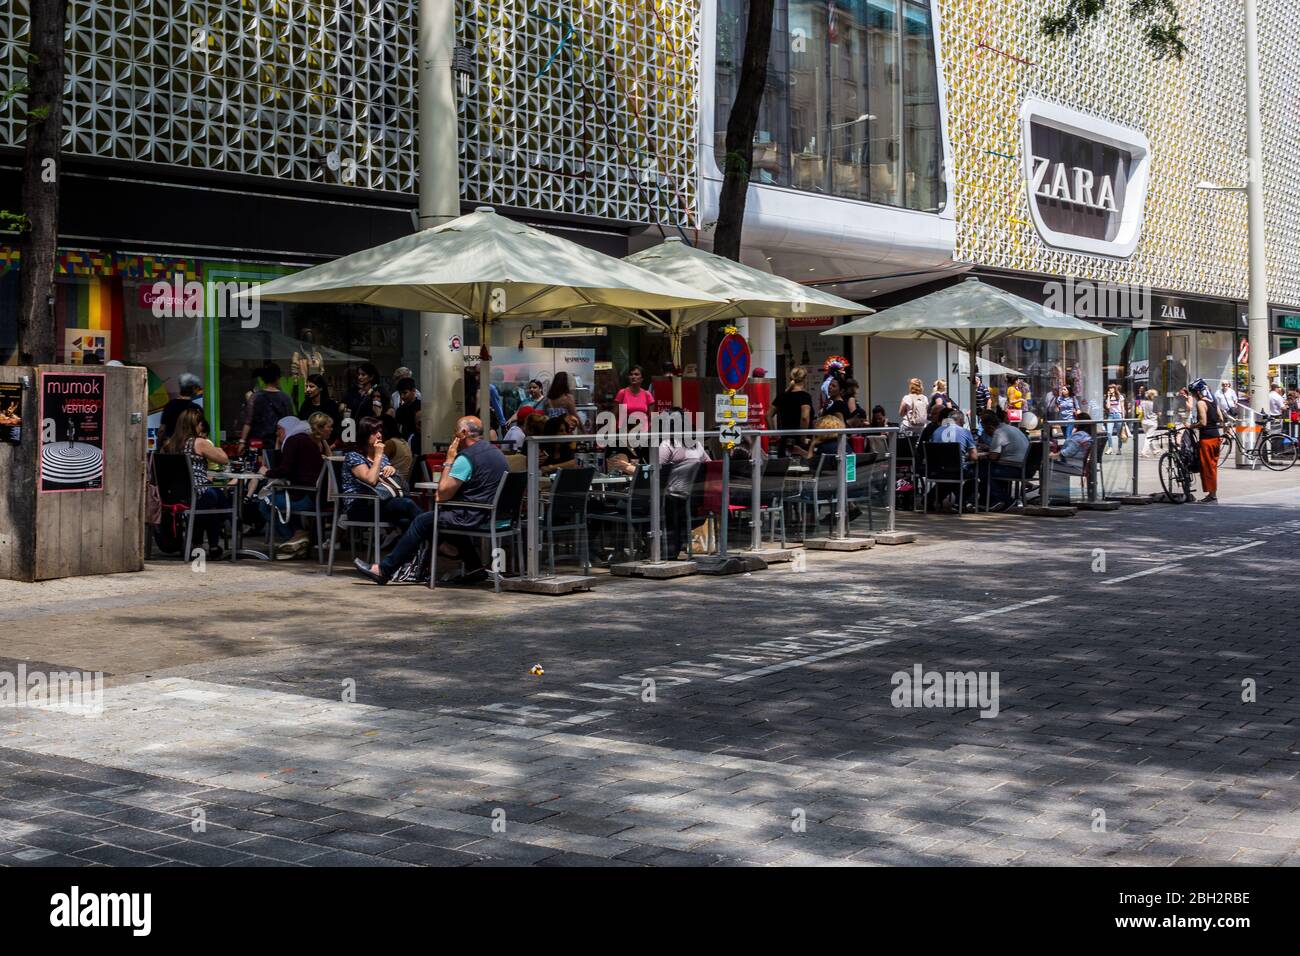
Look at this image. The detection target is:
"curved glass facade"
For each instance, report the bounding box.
[715,0,946,212]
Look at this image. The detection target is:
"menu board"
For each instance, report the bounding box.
[39,372,105,492]
[0,382,21,445]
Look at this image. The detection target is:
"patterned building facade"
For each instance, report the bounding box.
[937,0,1300,308]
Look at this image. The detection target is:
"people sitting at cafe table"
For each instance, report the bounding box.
[540,414,581,473]
[342,415,422,531]
[163,407,230,560]
[307,411,335,455]
[256,415,323,559]
[1052,409,1095,476]
[353,415,508,586]
[973,411,1030,512]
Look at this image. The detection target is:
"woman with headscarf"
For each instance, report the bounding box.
[256,416,325,559]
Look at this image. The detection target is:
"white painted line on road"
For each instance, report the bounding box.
[1206,540,1268,558]
[951,595,1058,623]
[718,638,891,683]
[1101,539,1266,585]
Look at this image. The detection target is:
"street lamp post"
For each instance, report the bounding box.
[1197,0,1269,413]
[1243,0,1270,414]
[417,0,464,442]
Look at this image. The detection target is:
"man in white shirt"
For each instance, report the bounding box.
[1214,380,1239,418]
[1268,385,1285,416]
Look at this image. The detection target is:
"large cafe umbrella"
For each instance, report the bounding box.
[827,276,1113,418]
[546,237,874,404]
[244,207,726,429]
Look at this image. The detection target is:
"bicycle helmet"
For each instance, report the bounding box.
[1189,377,1210,395]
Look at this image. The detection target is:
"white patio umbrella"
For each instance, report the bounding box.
[546,237,873,404]
[243,207,726,431]
[1268,346,1300,365]
[827,276,1113,418]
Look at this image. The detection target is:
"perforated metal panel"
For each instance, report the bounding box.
[936,0,1300,306]
[0,0,699,226]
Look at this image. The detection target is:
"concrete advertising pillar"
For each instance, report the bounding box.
[417,0,464,441]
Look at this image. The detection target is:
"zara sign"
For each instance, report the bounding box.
[1020,98,1150,259]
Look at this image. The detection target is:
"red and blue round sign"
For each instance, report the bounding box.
[716,332,751,391]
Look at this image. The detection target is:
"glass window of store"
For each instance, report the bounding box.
[715,0,944,212]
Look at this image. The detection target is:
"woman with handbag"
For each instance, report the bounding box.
[342,416,421,532]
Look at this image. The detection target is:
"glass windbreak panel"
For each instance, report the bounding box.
[901,0,944,211]
[715,0,942,211]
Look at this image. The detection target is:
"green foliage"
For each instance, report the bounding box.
[0,210,28,233]
[1042,0,1187,61]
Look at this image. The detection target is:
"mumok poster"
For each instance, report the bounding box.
[39,372,106,492]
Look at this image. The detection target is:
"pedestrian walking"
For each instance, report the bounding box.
[1139,388,1159,457]
[1103,383,1126,454]
[898,378,929,437]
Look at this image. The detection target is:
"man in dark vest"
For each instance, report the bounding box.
[354,415,507,585]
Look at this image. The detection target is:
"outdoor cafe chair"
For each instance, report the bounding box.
[430,470,528,593]
[920,442,974,516]
[325,457,394,575]
[589,463,653,561]
[544,465,594,574]
[150,452,237,560]
[788,453,840,540]
[980,441,1043,513]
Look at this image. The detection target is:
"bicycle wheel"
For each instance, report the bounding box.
[1260,432,1299,471]
[1158,452,1187,500]
[1217,430,1235,465]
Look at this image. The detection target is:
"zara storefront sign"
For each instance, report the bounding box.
[1020,98,1150,259]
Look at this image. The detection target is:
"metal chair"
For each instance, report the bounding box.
[589,464,654,561]
[544,466,594,574]
[325,457,393,575]
[920,442,973,515]
[151,453,236,559]
[261,462,332,562]
[982,441,1043,511]
[430,470,529,592]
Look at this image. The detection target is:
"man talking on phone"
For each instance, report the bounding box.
[354,415,508,585]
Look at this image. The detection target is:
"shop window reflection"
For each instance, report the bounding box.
[715,0,945,213]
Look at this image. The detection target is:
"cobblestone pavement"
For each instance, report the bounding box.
[1,468,1298,866]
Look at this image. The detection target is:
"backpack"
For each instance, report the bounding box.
[903,395,926,429]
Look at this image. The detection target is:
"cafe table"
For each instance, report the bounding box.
[210,470,272,561]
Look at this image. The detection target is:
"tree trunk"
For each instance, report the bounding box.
[16,0,68,366]
[712,0,775,263]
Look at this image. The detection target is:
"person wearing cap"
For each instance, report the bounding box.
[159,372,203,441]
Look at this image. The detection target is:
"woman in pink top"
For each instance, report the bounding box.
[615,365,655,423]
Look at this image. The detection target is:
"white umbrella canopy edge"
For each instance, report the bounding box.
[1268,347,1300,365]
[825,276,1112,417]
[537,237,875,403]
[237,207,729,429]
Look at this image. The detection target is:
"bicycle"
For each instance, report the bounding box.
[1217,413,1299,471]
[1148,425,1196,501]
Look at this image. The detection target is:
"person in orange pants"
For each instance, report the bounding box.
[1191,379,1220,502]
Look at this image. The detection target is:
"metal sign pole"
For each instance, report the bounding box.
[649,442,662,564]
[1090,421,1101,501]
[526,438,540,579]
[836,433,848,539]
[750,437,764,551]
[1131,418,1140,496]
[719,450,730,557]
[887,429,897,533]
[1040,425,1053,506]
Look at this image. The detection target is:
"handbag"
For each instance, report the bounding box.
[146,454,162,525]
[374,472,407,500]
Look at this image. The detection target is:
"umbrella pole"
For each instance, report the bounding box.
[969,345,979,425]
[478,315,492,434]
[670,326,683,407]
